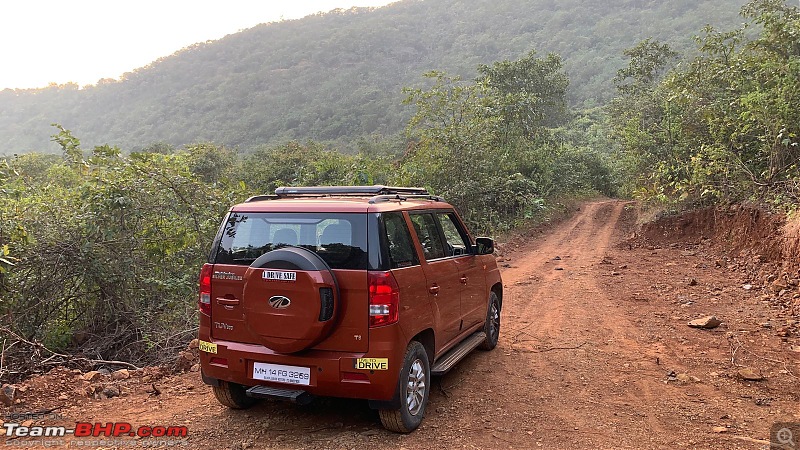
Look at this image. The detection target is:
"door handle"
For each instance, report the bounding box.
[428,284,440,295]
[460,276,468,284]
[216,297,240,306]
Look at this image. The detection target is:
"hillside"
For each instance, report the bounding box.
[0,0,746,153]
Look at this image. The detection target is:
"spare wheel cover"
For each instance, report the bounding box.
[242,246,339,353]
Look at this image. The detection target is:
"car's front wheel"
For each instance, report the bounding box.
[379,341,430,433]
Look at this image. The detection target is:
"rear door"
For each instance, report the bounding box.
[209,211,369,353]
[436,211,488,329]
[408,212,462,348]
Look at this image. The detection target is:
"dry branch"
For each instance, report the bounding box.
[0,326,140,378]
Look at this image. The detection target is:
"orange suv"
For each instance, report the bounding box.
[198,186,502,432]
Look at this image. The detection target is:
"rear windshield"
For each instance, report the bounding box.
[213,212,369,270]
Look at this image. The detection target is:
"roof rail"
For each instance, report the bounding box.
[244,194,279,203]
[273,185,429,197]
[368,194,444,204]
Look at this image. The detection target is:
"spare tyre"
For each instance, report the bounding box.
[242,246,339,353]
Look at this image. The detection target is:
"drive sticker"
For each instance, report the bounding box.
[198,340,218,354]
[262,270,297,282]
[354,358,388,370]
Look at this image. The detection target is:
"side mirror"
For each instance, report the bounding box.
[474,237,495,255]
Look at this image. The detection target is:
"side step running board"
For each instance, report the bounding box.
[431,332,486,376]
[246,385,315,405]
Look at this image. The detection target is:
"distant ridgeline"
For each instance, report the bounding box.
[0,0,744,154]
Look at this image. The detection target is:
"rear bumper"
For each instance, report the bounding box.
[199,324,406,402]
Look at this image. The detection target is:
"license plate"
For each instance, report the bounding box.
[262,270,297,282]
[252,362,310,386]
[198,340,217,354]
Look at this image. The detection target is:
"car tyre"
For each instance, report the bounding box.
[479,291,500,351]
[379,341,430,433]
[213,381,258,409]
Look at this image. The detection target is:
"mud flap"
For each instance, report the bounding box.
[201,370,221,387]
[367,386,401,410]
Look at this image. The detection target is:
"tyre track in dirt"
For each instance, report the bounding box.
[434,200,675,449]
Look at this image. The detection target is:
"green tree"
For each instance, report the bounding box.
[477,50,570,132]
[51,123,84,169]
[184,143,236,184]
[403,51,611,232]
[608,39,680,200]
[613,0,800,207]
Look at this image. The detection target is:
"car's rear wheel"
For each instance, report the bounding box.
[479,291,500,350]
[379,341,430,433]
[213,381,258,409]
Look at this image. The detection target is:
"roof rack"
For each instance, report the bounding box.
[273,185,429,197]
[243,185,443,203]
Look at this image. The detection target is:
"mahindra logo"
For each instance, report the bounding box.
[268,295,291,309]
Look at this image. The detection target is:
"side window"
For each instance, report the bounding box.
[438,213,471,256]
[382,213,419,268]
[409,213,447,261]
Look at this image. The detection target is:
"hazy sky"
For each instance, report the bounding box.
[0,1,396,90]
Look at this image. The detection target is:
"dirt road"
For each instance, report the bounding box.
[5,200,799,449]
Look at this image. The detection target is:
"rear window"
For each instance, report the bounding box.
[213,212,368,270]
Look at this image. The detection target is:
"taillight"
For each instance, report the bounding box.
[368,271,400,327]
[209,357,228,367]
[199,264,213,316]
